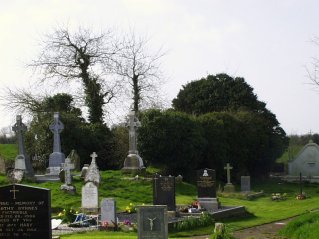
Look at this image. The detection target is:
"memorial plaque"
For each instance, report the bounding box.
[0,184,51,239]
[137,205,168,239]
[197,168,216,198]
[101,198,116,225]
[241,176,251,192]
[153,174,176,211]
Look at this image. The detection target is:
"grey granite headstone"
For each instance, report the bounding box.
[0,156,5,174]
[12,115,34,177]
[0,184,51,239]
[153,174,176,211]
[81,182,98,211]
[101,198,116,226]
[48,112,65,175]
[241,176,251,192]
[137,205,168,239]
[122,111,145,173]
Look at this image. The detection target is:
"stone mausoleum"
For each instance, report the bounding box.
[285,140,319,182]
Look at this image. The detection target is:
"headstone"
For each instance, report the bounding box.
[0,156,5,174]
[12,115,34,177]
[241,176,251,192]
[197,168,219,211]
[0,184,51,239]
[80,164,90,179]
[122,111,145,174]
[67,150,81,171]
[137,205,168,239]
[48,112,65,175]
[81,182,98,211]
[60,158,76,194]
[197,169,216,198]
[175,175,183,183]
[85,152,101,186]
[223,163,235,193]
[101,198,116,226]
[153,174,176,211]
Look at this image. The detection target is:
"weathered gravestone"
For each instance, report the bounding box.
[80,164,90,179]
[101,198,116,226]
[241,176,251,192]
[122,111,145,174]
[48,112,65,175]
[137,205,168,239]
[0,184,51,239]
[0,156,5,174]
[197,168,219,211]
[153,174,176,211]
[60,158,76,194]
[12,115,34,178]
[85,152,101,186]
[81,182,98,211]
[67,150,81,171]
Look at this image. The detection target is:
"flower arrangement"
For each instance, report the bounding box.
[271,193,287,201]
[296,192,307,200]
[125,203,136,214]
[191,201,201,209]
[56,207,78,223]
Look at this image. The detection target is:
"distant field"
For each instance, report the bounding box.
[0,144,18,161]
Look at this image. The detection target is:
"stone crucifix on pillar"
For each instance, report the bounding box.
[223,163,235,193]
[48,112,65,175]
[60,157,76,194]
[12,115,34,177]
[122,111,145,174]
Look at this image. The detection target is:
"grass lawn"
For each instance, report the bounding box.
[0,144,18,161]
[1,170,319,238]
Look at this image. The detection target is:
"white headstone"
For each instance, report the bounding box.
[101,198,116,226]
[81,182,98,209]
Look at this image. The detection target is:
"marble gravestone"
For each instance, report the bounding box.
[241,176,251,193]
[0,184,51,239]
[12,115,34,178]
[81,182,98,211]
[137,205,168,239]
[197,168,219,211]
[85,152,101,186]
[122,111,145,174]
[153,174,176,211]
[48,112,65,175]
[101,198,116,226]
[67,150,81,171]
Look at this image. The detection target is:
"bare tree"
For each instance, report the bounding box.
[307,37,319,87]
[30,27,120,123]
[114,32,165,113]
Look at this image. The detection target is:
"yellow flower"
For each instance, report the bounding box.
[128,209,131,213]
[129,203,133,206]
[58,212,63,217]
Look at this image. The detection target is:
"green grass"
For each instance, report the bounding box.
[0,144,18,161]
[2,171,319,238]
[279,211,319,239]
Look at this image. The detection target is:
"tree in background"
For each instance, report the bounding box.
[114,31,165,114]
[171,73,288,179]
[24,93,113,171]
[138,109,206,179]
[29,27,120,124]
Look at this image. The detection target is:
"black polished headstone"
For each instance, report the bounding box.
[0,184,51,239]
[197,168,216,198]
[153,174,176,211]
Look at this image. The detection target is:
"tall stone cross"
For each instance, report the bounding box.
[224,163,233,184]
[49,112,64,153]
[12,115,27,156]
[90,152,98,163]
[62,158,75,185]
[127,111,141,154]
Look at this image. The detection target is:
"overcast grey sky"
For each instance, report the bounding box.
[1,0,319,135]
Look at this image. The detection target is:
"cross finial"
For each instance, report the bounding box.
[90,152,98,161]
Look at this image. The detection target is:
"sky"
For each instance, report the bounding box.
[1,0,319,135]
